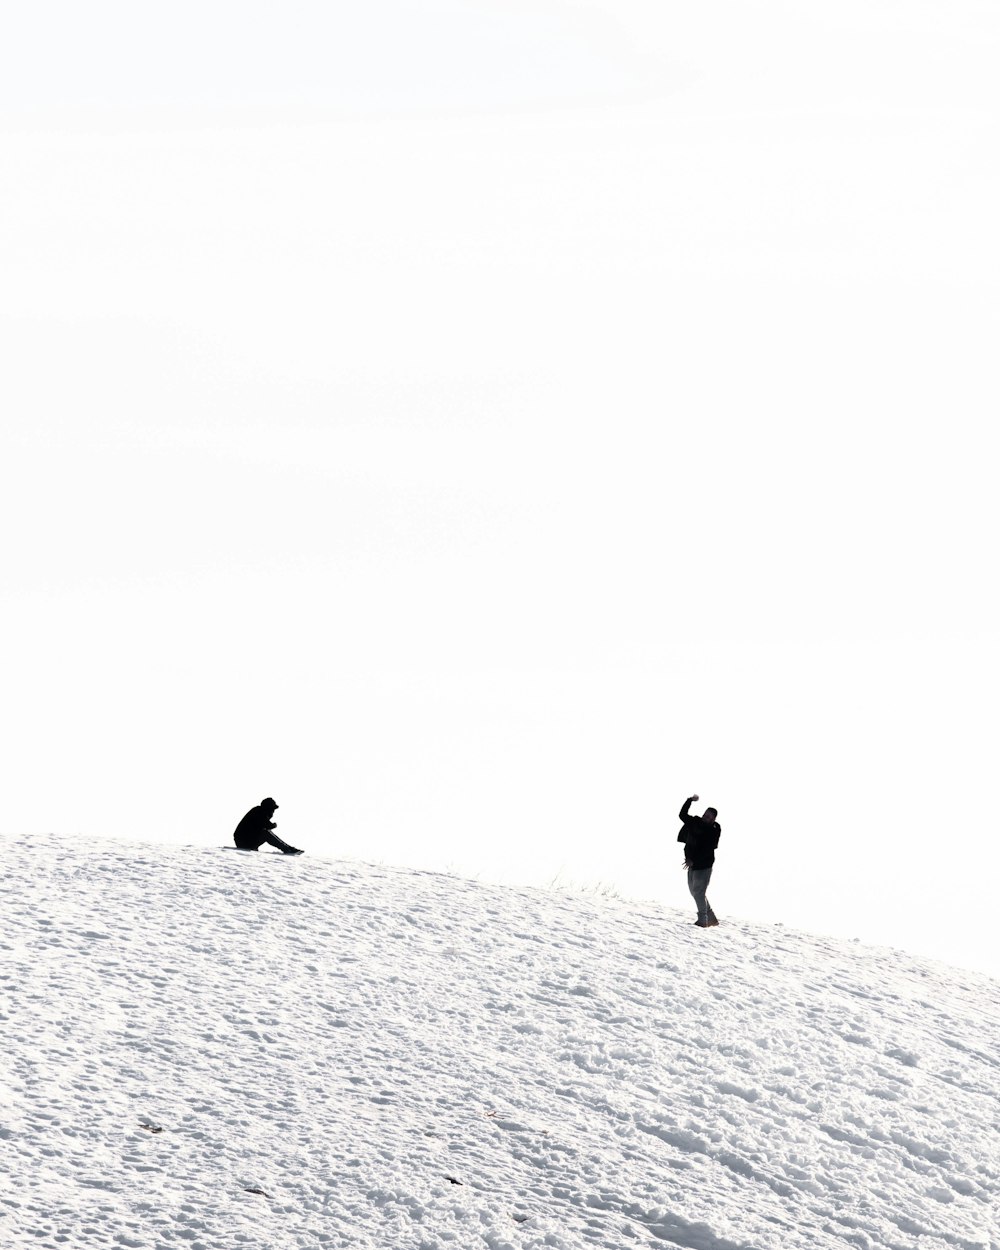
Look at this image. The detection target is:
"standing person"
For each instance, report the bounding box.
[677,793,720,927]
[233,797,304,855]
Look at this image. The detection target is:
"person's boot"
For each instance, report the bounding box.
[281,845,304,855]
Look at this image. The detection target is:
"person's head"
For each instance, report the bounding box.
[261,797,278,814]
[703,806,717,823]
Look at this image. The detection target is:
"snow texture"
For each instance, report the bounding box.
[2,832,997,1250]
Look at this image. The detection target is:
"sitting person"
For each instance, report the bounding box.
[233,797,303,855]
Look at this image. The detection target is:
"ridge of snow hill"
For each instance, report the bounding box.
[2,831,998,1250]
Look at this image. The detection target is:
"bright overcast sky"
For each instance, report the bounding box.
[2,1,998,977]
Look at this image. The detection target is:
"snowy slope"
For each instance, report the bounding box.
[2,833,997,1250]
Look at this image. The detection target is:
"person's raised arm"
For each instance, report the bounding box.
[678,793,699,822]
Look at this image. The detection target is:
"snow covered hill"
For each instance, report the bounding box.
[2,833,997,1250]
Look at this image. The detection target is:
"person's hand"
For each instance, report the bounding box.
[690,793,699,802]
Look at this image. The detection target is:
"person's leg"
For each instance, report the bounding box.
[260,830,303,855]
[702,867,718,925]
[690,865,705,925]
[687,868,713,925]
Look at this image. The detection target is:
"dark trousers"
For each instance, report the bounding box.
[234,830,297,853]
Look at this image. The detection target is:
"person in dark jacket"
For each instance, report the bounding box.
[677,793,720,927]
[233,797,303,855]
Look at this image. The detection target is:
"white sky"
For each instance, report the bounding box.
[2,1,998,977]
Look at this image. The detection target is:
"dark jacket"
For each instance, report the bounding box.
[233,804,277,850]
[677,797,721,870]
